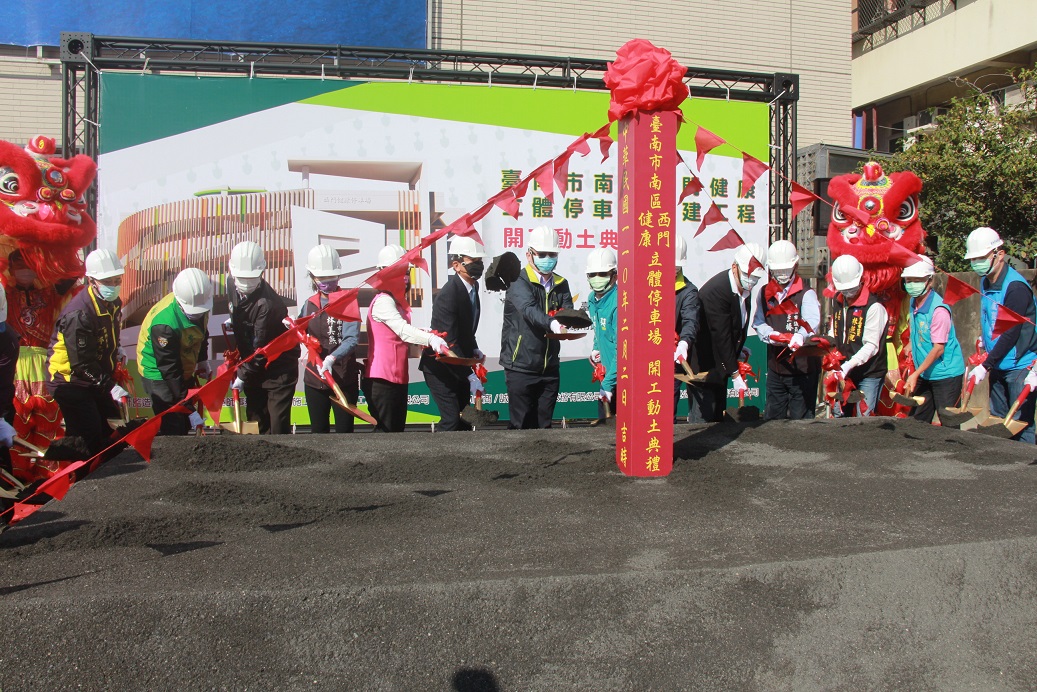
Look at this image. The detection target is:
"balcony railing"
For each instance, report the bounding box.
[852,0,952,42]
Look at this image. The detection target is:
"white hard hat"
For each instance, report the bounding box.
[831,254,864,291]
[902,255,935,280]
[306,244,344,278]
[964,226,1003,260]
[585,248,618,273]
[529,226,561,253]
[228,241,266,279]
[173,268,214,315]
[84,248,125,280]
[447,236,487,259]
[734,242,766,278]
[376,244,406,269]
[767,240,799,271]
[675,236,687,263]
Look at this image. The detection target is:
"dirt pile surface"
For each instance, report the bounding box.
[2,417,1037,690]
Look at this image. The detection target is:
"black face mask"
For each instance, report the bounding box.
[463,260,484,280]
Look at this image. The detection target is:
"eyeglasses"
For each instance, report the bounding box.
[587,272,612,278]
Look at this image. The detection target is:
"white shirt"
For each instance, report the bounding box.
[727,268,751,328]
[370,293,433,346]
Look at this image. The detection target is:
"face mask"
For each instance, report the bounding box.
[738,271,759,292]
[839,289,859,303]
[463,260,484,280]
[14,269,36,286]
[96,284,121,302]
[533,256,558,274]
[970,258,993,276]
[771,269,794,285]
[588,275,612,293]
[904,281,928,298]
[235,277,261,295]
[316,279,339,294]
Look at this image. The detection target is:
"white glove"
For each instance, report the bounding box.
[600,389,613,402]
[0,419,14,447]
[473,348,486,362]
[188,411,204,428]
[674,340,689,363]
[194,361,212,380]
[732,375,749,395]
[117,346,127,364]
[550,320,566,335]
[428,334,449,354]
[1026,369,1037,391]
[468,373,483,397]
[739,347,752,361]
[223,318,233,331]
[232,377,245,391]
[318,354,336,376]
[839,362,854,379]
[969,364,988,385]
[590,350,602,365]
[789,333,804,351]
[111,385,129,402]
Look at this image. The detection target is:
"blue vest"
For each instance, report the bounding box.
[980,265,1037,371]
[909,290,965,381]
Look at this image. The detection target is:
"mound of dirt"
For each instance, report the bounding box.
[150,436,324,473]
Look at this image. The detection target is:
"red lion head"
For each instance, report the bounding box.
[826,161,926,298]
[0,135,97,284]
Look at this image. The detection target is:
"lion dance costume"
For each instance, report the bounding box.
[826,161,927,415]
[0,135,96,480]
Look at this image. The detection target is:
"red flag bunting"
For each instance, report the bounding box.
[839,204,872,226]
[123,411,173,462]
[468,199,496,224]
[446,214,483,246]
[189,367,235,427]
[553,151,573,199]
[882,240,922,269]
[942,273,980,306]
[568,134,591,156]
[36,461,84,500]
[325,288,361,322]
[11,502,39,524]
[707,228,745,252]
[741,153,769,194]
[592,123,613,162]
[257,322,305,363]
[368,261,410,305]
[532,162,554,203]
[694,126,725,171]
[748,255,765,275]
[679,174,704,202]
[695,202,727,238]
[992,304,1030,340]
[493,190,521,219]
[790,180,821,217]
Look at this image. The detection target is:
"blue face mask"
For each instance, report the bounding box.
[970,258,993,276]
[904,280,928,298]
[96,284,121,302]
[533,255,558,274]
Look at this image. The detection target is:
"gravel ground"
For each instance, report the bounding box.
[2,417,1037,690]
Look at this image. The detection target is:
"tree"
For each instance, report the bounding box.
[887,66,1037,271]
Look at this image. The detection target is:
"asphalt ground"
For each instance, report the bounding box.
[2,417,1037,690]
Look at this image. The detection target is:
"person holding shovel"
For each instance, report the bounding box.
[964,226,1037,443]
[419,236,487,432]
[136,268,213,435]
[298,244,359,434]
[586,247,618,424]
[900,256,965,425]
[46,248,126,456]
[500,226,574,429]
[671,236,702,422]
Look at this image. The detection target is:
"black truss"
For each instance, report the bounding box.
[61,33,799,241]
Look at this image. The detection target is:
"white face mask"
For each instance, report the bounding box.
[235,276,261,295]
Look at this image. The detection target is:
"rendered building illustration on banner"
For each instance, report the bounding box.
[96,75,769,424]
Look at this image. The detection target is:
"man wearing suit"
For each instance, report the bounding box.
[689,242,766,422]
[419,237,487,431]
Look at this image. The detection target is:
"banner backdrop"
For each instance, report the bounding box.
[97,75,770,425]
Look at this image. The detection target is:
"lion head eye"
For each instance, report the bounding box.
[0,170,19,196]
[897,196,917,223]
[832,202,847,224]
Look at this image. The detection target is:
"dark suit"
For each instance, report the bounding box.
[689,269,751,422]
[419,273,481,431]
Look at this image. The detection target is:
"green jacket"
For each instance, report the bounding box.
[588,282,617,392]
[136,293,209,400]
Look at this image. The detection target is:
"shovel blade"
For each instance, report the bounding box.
[938,406,979,428]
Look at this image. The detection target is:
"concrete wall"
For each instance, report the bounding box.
[0,55,63,146]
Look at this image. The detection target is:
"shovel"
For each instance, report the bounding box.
[976,384,1032,439]
[674,357,715,385]
[937,376,980,428]
[13,436,46,458]
[461,362,499,428]
[891,393,926,408]
[324,370,378,425]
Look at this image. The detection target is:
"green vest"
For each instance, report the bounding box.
[136,293,207,381]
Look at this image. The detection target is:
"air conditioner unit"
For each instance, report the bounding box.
[903,122,936,150]
[902,115,919,131]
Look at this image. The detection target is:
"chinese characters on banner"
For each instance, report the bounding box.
[616,111,677,477]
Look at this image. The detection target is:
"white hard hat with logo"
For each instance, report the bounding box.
[376,244,407,269]
[767,240,799,270]
[306,244,344,278]
[831,254,864,291]
[964,226,1003,260]
[228,241,266,278]
[902,255,935,279]
[585,248,617,273]
[734,242,766,278]
[173,268,214,315]
[529,226,561,253]
[85,248,125,280]
[447,236,487,259]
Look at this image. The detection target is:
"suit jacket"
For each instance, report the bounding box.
[418,273,481,384]
[690,269,750,378]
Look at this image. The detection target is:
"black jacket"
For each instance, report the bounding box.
[419,273,481,384]
[0,324,20,418]
[675,275,701,348]
[499,265,573,375]
[690,269,750,378]
[229,278,300,384]
[47,286,121,392]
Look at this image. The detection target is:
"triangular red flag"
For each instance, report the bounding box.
[532,162,554,203]
[679,175,704,203]
[552,151,573,199]
[368,261,410,305]
[707,228,745,252]
[568,134,591,156]
[992,304,1030,340]
[741,153,769,194]
[257,322,305,363]
[695,202,727,237]
[694,127,725,170]
[592,123,613,162]
[36,462,84,500]
[122,413,169,462]
[493,189,521,219]
[326,288,361,322]
[748,255,765,275]
[790,180,821,216]
[445,215,483,246]
[942,273,980,306]
[883,241,922,268]
[10,501,40,524]
[468,199,496,224]
[189,366,234,427]
[839,204,872,226]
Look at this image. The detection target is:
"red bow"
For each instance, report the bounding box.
[473,363,488,384]
[591,362,607,383]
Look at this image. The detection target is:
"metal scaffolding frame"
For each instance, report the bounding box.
[60,32,799,242]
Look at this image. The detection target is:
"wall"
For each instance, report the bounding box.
[0,55,62,146]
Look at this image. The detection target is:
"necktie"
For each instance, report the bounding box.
[470,287,479,325]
